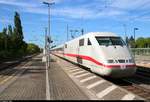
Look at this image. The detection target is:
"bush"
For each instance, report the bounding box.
[26,43,40,54]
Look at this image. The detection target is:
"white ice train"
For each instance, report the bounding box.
[51,32,137,78]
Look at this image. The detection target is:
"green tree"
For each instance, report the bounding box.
[2,28,8,51]
[0,11,40,59]
[0,28,9,58]
[12,12,24,50]
[7,25,13,50]
[145,38,150,48]
[10,11,27,57]
[21,41,28,55]
[0,32,3,51]
[135,37,145,48]
[8,25,13,36]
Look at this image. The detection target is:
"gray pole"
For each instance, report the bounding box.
[134,28,135,58]
[45,27,48,68]
[48,4,50,40]
[48,4,50,68]
[43,1,55,68]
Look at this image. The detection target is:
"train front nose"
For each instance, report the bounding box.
[104,56,137,78]
[104,64,137,78]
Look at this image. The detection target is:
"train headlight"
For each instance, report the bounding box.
[107,59,114,63]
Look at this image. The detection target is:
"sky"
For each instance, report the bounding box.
[0,0,150,48]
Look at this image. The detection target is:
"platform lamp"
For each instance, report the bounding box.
[43,1,55,68]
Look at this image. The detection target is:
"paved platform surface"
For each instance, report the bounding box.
[0,54,89,100]
[52,54,144,100]
[135,55,150,68]
[48,57,89,100]
[0,54,46,100]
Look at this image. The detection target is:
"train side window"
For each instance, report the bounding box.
[79,39,84,46]
[87,38,92,45]
[65,44,67,48]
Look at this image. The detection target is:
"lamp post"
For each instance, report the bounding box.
[133,27,139,58]
[43,1,55,68]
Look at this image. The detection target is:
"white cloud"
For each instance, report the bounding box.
[110,0,150,10]
[0,0,38,7]
[0,0,125,19]
[1,0,150,21]
[22,5,127,19]
[53,7,95,19]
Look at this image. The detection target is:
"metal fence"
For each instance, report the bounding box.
[130,48,150,56]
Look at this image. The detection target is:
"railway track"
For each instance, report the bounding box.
[125,66,150,101]
[0,54,38,86]
[0,54,38,81]
[0,54,37,71]
[0,59,31,85]
[136,66,150,77]
[121,79,150,101]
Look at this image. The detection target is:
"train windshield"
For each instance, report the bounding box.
[96,37,126,46]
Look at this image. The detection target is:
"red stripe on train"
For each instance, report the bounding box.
[55,52,136,68]
[64,53,103,66]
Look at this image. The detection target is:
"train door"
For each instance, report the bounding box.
[64,44,67,58]
[85,38,93,69]
[77,38,84,64]
[86,38,92,59]
[62,45,65,57]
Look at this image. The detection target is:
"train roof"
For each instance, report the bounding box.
[85,32,118,37]
[72,32,118,40]
[65,32,118,43]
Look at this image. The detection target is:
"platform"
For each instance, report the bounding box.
[135,55,150,68]
[0,54,145,100]
[0,54,89,100]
